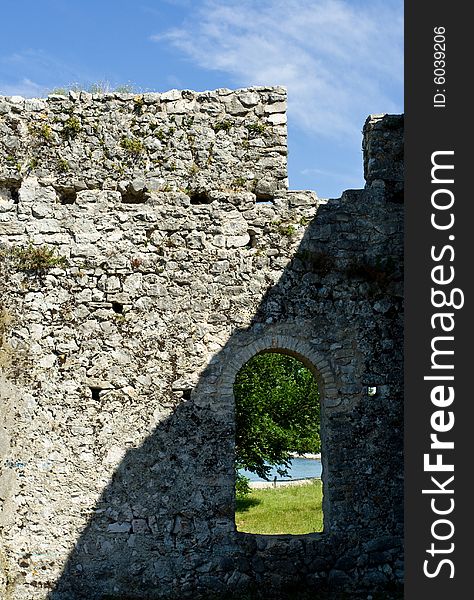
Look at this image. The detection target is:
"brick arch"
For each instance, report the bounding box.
[218,333,337,532]
[218,334,337,403]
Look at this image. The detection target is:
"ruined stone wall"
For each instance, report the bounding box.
[0,88,403,600]
[0,86,287,202]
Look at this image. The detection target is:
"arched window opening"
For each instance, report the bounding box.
[234,351,323,535]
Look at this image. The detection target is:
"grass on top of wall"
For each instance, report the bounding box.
[235,479,323,535]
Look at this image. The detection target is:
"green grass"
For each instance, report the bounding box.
[236,480,323,535]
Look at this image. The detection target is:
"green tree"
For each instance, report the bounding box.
[234,353,320,481]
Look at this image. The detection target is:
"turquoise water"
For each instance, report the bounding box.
[239,457,322,482]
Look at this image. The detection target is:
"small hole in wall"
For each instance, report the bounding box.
[11,186,20,204]
[121,189,148,204]
[246,230,258,248]
[389,189,404,204]
[90,387,102,401]
[189,191,212,205]
[60,190,77,205]
[368,386,377,396]
[255,193,274,205]
[182,389,191,401]
[112,302,124,314]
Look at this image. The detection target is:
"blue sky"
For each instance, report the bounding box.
[0,0,403,198]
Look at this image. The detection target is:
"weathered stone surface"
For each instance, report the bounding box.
[0,87,403,600]
[363,113,404,200]
[0,87,288,199]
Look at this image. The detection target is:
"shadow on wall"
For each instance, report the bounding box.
[47,185,403,600]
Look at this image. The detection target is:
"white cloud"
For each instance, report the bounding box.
[151,0,403,141]
[0,78,45,98]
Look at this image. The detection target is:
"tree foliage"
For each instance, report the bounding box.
[234,352,320,481]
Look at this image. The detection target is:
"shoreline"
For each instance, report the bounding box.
[289,452,321,460]
[243,454,322,487]
[249,477,320,489]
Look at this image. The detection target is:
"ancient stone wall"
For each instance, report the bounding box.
[0,88,403,600]
[0,87,287,203]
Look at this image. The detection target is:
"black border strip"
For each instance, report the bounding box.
[405,2,471,597]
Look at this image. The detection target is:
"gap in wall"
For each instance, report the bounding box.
[234,351,323,535]
[59,190,77,205]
